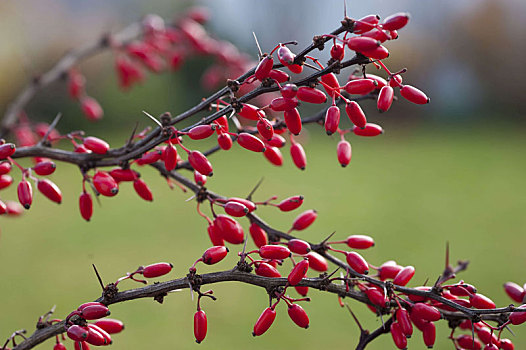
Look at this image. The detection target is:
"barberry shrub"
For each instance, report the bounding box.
[0,6,524,350]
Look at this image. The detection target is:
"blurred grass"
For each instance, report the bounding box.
[1,123,525,349]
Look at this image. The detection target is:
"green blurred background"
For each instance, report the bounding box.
[1,0,525,349]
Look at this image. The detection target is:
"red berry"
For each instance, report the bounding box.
[457,335,481,350]
[269,69,290,83]
[353,123,383,137]
[337,140,352,167]
[0,161,12,175]
[188,125,216,140]
[296,87,327,104]
[345,101,367,128]
[277,46,295,66]
[80,304,110,320]
[255,262,281,278]
[237,133,266,152]
[290,209,317,231]
[379,261,403,280]
[353,14,380,34]
[0,200,6,215]
[449,283,477,296]
[226,197,256,212]
[396,308,413,337]
[68,70,85,99]
[194,310,207,343]
[389,74,403,87]
[94,319,124,334]
[306,252,328,272]
[345,235,374,249]
[400,85,430,104]
[133,178,153,201]
[504,282,525,303]
[361,28,391,43]
[109,168,137,182]
[390,322,407,349]
[266,134,286,148]
[259,245,291,260]
[17,179,33,209]
[92,171,119,197]
[137,150,162,165]
[284,108,302,135]
[364,287,388,307]
[87,324,111,345]
[344,79,377,95]
[255,56,274,81]
[500,339,515,350]
[54,343,67,350]
[207,223,224,246]
[188,151,213,176]
[330,43,345,61]
[377,86,394,112]
[257,118,274,140]
[75,144,91,154]
[288,259,309,286]
[392,266,415,286]
[253,307,276,336]
[37,179,62,204]
[0,174,13,189]
[163,144,178,171]
[287,239,311,255]
[347,36,380,52]
[422,321,436,348]
[0,143,16,159]
[249,222,268,247]
[214,214,244,244]
[202,246,229,265]
[67,325,89,342]
[509,304,526,325]
[411,303,441,322]
[85,326,107,346]
[224,201,249,217]
[217,133,233,150]
[295,286,309,296]
[360,45,389,59]
[80,97,103,121]
[290,142,307,170]
[280,84,298,99]
[320,73,340,98]
[263,146,283,166]
[79,191,93,221]
[33,161,56,176]
[325,106,340,135]
[287,304,309,328]
[277,195,304,212]
[287,63,303,74]
[270,97,298,112]
[469,293,495,309]
[382,12,410,31]
[143,262,173,278]
[74,341,90,350]
[83,137,109,154]
[238,104,264,121]
[346,251,369,274]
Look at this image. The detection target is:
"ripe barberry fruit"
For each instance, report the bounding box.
[249,222,268,248]
[270,97,298,112]
[392,266,415,286]
[344,79,377,95]
[54,342,67,350]
[263,146,283,166]
[259,245,291,260]
[345,101,367,128]
[280,84,298,99]
[202,246,229,265]
[400,85,430,104]
[255,262,281,278]
[37,179,62,204]
[411,303,441,322]
[504,282,525,303]
[214,214,244,244]
[287,239,311,255]
[143,262,173,278]
[306,252,328,272]
[252,307,276,336]
[422,321,436,348]
[255,56,274,81]
[269,69,290,83]
[163,144,178,171]
[238,104,265,121]
[256,118,274,140]
[133,179,153,201]
[290,209,317,232]
[68,70,85,99]
[390,322,407,349]
[469,293,496,309]
[207,223,224,246]
[287,304,309,328]
[80,304,110,320]
[287,259,310,285]
[80,97,103,121]
[353,14,380,34]
[277,45,295,66]
[0,161,12,175]
[79,191,93,221]
[381,12,410,31]
[377,86,394,112]
[321,73,340,98]
[296,87,327,104]
[188,151,213,176]
[94,319,124,334]
[226,197,256,212]
[266,134,286,148]
[347,37,380,52]
[277,195,304,212]
[290,142,307,170]
[284,108,302,135]
[0,143,16,159]
[295,286,309,297]
[33,161,56,176]
[353,123,383,137]
[194,310,207,343]
[330,43,345,61]
[456,335,481,350]
[396,308,413,337]
[325,106,340,135]
[509,304,526,325]
[217,133,233,150]
[337,140,352,167]
[92,171,119,197]
[0,174,13,189]
[237,133,266,152]
[346,251,369,274]
[83,137,110,154]
[67,325,89,342]
[17,179,33,209]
